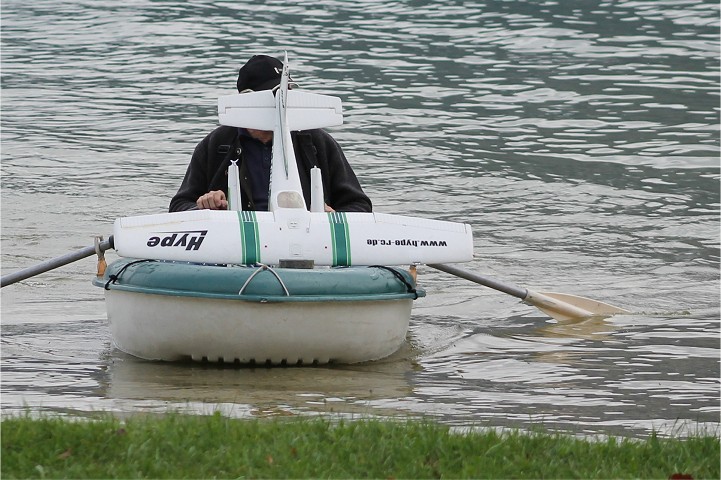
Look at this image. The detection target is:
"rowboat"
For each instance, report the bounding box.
[84,54,473,364]
[93,258,424,364]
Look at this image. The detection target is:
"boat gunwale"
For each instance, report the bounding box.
[93,279,423,302]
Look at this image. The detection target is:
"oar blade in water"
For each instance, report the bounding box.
[530,291,630,321]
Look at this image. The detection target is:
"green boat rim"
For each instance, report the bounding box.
[93,258,426,303]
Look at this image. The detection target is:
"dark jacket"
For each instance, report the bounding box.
[169,126,372,213]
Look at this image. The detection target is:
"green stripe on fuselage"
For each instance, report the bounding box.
[238,210,260,264]
[328,211,350,266]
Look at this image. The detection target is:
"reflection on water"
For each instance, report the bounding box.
[534,315,616,340]
[105,352,415,418]
[1,0,719,439]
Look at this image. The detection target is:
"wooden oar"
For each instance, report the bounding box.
[1,237,113,288]
[428,263,628,321]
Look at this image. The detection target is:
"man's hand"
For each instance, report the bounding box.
[197,190,228,210]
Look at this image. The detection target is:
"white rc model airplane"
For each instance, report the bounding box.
[112,53,474,267]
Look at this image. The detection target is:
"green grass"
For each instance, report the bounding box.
[1,413,718,479]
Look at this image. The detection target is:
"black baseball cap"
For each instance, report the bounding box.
[236,55,284,93]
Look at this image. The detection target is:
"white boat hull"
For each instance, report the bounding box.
[105,290,412,364]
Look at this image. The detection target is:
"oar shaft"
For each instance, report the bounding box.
[1,238,113,288]
[428,263,528,300]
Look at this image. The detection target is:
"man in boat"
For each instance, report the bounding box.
[169,55,372,213]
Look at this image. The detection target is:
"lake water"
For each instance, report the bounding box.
[1,0,719,439]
